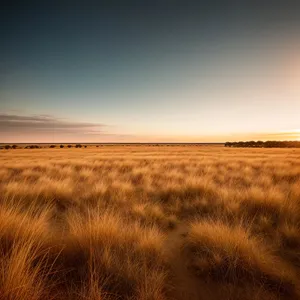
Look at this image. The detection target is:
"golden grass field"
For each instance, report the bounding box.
[0,145,300,300]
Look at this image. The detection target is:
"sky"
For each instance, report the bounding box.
[1,0,300,143]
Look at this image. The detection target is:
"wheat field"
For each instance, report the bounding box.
[0,145,300,300]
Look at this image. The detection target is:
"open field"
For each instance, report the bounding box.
[0,145,300,300]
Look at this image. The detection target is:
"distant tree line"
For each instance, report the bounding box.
[0,144,89,150]
[25,145,41,149]
[0,145,42,149]
[49,144,87,148]
[225,141,300,148]
[0,145,18,150]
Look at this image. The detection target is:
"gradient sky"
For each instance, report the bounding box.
[1,0,300,142]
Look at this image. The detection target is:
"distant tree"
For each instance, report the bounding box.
[75,144,82,148]
[265,141,274,148]
[60,145,64,148]
[84,145,87,148]
[12,145,18,149]
[248,141,256,147]
[4,145,11,149]
[67,145,72,148]
[50,145,56,148]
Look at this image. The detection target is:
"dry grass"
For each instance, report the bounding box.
[0,145,300,299]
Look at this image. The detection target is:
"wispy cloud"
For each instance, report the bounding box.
[0,113,143,143]
[0,113,105,134]
[0,113,125,142]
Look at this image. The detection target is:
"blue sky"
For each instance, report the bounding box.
[1,1,300,142]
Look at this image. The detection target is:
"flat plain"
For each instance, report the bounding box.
[0,145,300,300]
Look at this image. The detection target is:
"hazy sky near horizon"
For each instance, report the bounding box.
[1,1,300,142]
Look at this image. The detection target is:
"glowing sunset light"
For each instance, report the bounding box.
[275,129,300,141]
[1,2,300,143]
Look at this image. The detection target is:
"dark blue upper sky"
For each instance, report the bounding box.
[1,1,300,142]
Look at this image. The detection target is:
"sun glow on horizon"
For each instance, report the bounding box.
[278,129,300,141]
